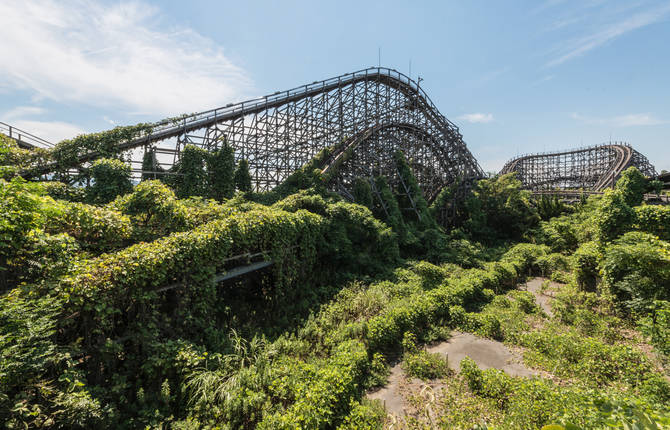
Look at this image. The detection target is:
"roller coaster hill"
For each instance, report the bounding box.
[3,67,665,221]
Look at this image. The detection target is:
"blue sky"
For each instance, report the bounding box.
[1,0,669,172]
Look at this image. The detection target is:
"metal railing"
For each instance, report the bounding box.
[0,121,54,149]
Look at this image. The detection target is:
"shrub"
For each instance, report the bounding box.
[402,349,450,380]
[42,181,86,202]
[638,300,670,356]
[47,201,132,251]
[464,173,539,241]
[615,167,646,207]
[258,340,368,429]
[234,159,252,193]
[601,232,670,313]
[593,189,635,243]
[207,142,235,200]
[634,205,670,240]
[572,241,600,290]
[87,158,133,204]
[174,145,209,198]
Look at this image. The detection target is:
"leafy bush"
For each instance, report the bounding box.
[234,158,252,193]
[464,173,539,241]
[402,348,450,380]
[42,181,87,202]
[634,205,670,240]
[207,142,235,200]
[47,201,132,252]
[593,189,635,243]
[572,241,600,290]
[615,167,647,207]
[461,358,670,429]
[638,300,670,356]
[258,340,368,429]
[601,232,670,313]
[87,158,133,204]
[532,216,579,253]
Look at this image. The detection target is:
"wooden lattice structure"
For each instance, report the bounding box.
[22,68,484,206]
[500,143,657,191]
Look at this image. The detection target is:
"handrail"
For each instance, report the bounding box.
[0,121,54,149]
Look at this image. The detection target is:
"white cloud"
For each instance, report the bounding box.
[547,3,670,67]
[3,106,47,121]
[0,0,253,118]
[571,112,667,127]
[9,120,86,143]
[457,113,494,124]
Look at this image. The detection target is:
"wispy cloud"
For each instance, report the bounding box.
[8,119,86,143]
[3,106,47,121]
[457,113,494,124]
[571,112,667,126]
[530,75,555,86]
[0,0,253,118]
[546,2,670,67]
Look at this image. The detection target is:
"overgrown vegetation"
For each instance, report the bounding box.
[2,127,669,430]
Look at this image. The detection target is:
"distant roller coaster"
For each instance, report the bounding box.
[500,143,657,192]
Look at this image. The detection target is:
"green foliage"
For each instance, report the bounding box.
[268,147,332,200]
[207,141,236,200]
[234,158,252,193]
[572,241,600,290]
[461,358,670,429]
[401,332,449,380]
[352,177,373,209]
[464,173,539,241]
[42,181,86,202]
[47,201,132,252]
[614,166,647,207]
[87,158,133,204]
[273,191,399,274]
[593,189,635,243]
[601,232,670,313]
[27,123,153,178]
[336,399,385,430]
[638,300,670,356]
[648,179,664,197]
[373,176,410,243]
[634,205,670,240]
[532,215,580,253]
[140,148,163,181]
[536,194,567,220]
[0,134,34,179]
[0,291,109,428]
[393,150,434,229]
[174,145,209,198]
[259,340,368,429]
[0,178,80,287]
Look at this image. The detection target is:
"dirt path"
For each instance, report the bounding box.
[523,277,558,317]
[428,332,537,377]
[367,332,537,418]
[367,278,558,419]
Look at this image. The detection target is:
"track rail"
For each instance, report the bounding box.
[23,67,483,220]
[500,143,656,191]
[29,67,481,179]
[0,121,53,149]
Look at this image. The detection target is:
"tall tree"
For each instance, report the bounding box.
[207,140,235,200]
[234,159,252,193]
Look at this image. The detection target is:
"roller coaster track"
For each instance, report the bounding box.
[26,67,483,203]
[0,121,53,150]
[500,143,656,192]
